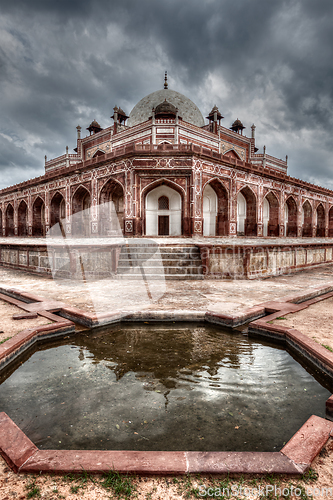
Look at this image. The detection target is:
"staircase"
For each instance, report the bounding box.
[116,243,203,280]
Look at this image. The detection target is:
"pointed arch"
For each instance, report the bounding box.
[32,196,45,237]
[316,203,325,237]
[5,203,14,237]
[144,182,182,236]
[203,178,229,236]
[50,191,66,231]
[302,200,312,237]
[72,185,91,237]
[263,191,279,237]
[99,178,125,236]
[237,186,257,236]
[285,196,297,237]
[18,200,28,236]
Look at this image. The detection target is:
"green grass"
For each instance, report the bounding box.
[0,336,11,345]
[322,344,333,353]
[101,470,137,498]
[26,480,41,498]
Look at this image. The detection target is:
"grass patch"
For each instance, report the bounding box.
[322,344,333,353]
[26,479,41,498]
[0,336,11,345]
[101,470,136,498]
[275,316,287,320]
[302,468,319,483]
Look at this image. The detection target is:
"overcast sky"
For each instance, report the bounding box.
[0,0,333,191]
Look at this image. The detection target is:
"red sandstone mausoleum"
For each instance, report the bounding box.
[1,74,333,239]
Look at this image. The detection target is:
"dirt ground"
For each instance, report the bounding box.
[1,278,333,498]
[272,296,333,350]
[0,300,53,345]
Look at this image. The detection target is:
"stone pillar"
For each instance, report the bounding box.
[297,196,303,237]
[45,189,50,234]
[124,165,134,236]
[91,175,98,235]
[228,176,237,236]
[65,180,71,236]
[325,201,329,237]
[152,109,156,145]
[312,203,317,238]
[27,193,32,236]
[192,160,203,236]
[13,196,18,236]
[279,190,285,237]
[257,184,263,237]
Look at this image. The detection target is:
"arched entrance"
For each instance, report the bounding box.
[302,200,312,237]
[316,204,325,237]
[285,197,297,237]
[72,186,91,237]
[263,192,279,237]
[99,180,124,236]
[18,200,28,236]
[203,184,217,236]
[145,185,182,236]
[32,197,45,236]
[50,192,66,233]
[237,187,256,236]
[5,204,14,236]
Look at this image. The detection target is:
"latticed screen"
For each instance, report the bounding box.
[158,196,169,210]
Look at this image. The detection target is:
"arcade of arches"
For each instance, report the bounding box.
[2,178,333,238]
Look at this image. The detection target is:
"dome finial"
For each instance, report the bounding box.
[164,71,168,89]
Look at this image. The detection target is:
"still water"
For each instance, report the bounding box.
[0,323,331,451]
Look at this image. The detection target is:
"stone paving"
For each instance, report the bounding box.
[0,256,333,317]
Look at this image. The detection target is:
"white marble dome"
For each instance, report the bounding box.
[128,89,205,128]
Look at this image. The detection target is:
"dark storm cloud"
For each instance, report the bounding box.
[0,0,333,189]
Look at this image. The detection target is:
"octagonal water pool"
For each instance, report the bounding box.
[0,322,331,452]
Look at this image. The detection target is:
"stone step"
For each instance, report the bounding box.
[117,265,203,275]
[117,258,202,267]
[115,274,204,280]
[116,244,203,279]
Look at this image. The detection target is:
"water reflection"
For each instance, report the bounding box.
[0,323,331,452]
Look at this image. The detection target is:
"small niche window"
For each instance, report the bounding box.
[158,196,169,210]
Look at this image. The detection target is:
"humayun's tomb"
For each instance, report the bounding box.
[1,74,333,279]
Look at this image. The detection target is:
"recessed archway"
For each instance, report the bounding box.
[72,186,91,237]
[203,184,217,236]
[50,192,66,235]
[32,197,45,237]
[285,197,297,237]
[145,185,182,236]
[99,180,124,236]
[18,200,28,236]
[316,203,325,237]
[302,200,312,237]
[263,192,279,237]
[237,186,256,236]
[5,204,14,237]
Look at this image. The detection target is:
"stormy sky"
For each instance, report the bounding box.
[0,0,333,190]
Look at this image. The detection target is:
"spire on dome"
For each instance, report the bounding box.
[164,71,168,89]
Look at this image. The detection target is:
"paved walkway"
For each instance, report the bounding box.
[1,260,333,317]
[2,236,333,246]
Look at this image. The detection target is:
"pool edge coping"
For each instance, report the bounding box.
[1,284,333,475]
